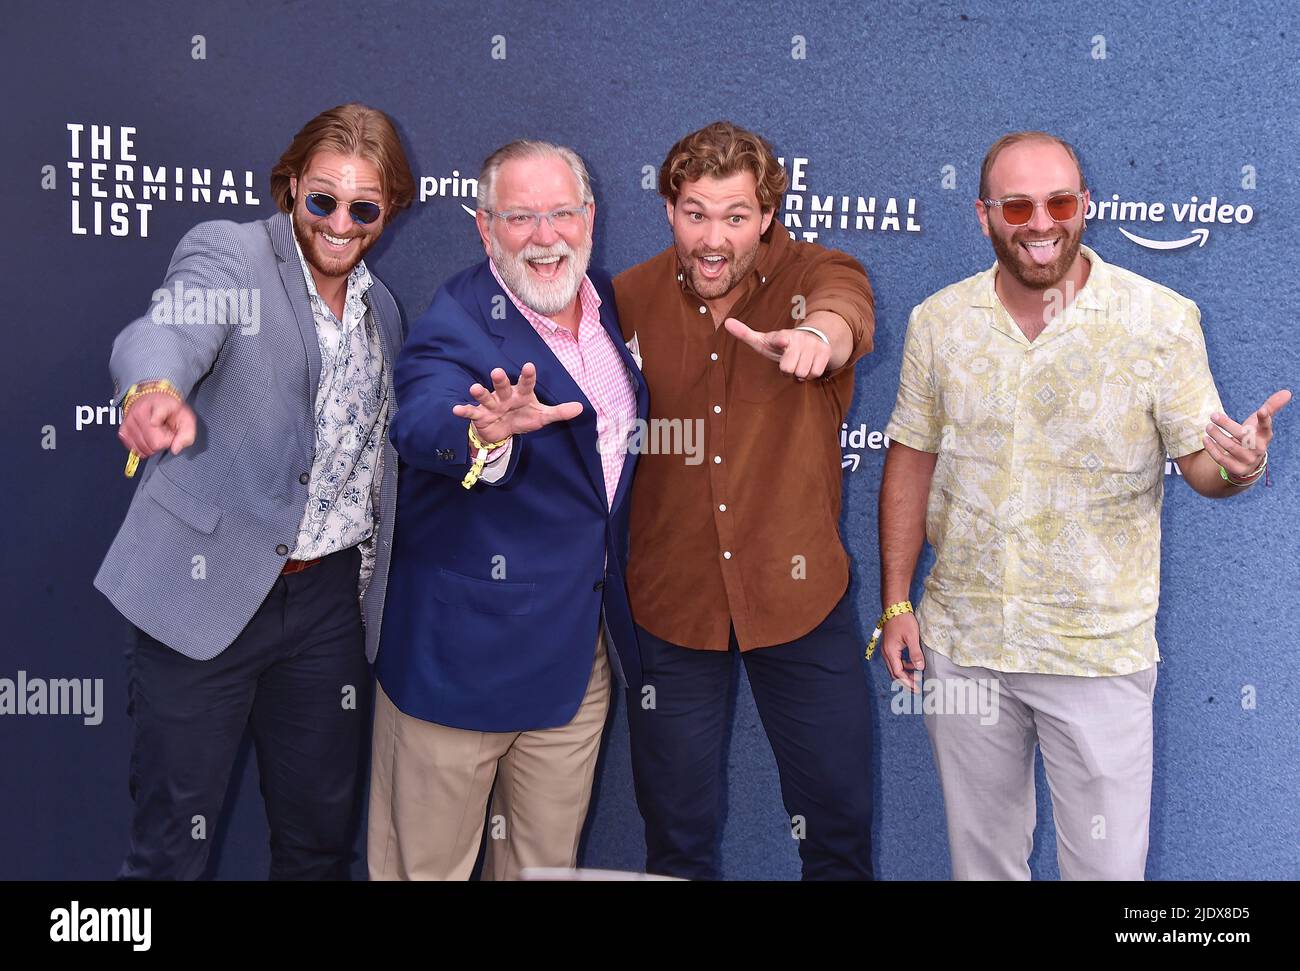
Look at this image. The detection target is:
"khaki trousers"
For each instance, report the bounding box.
[368,633,611,880]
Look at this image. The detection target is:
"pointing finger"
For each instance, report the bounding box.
[723,317,768,353]
[1258,389,1293,425]
[170,408,196,453]
[723,316,754,340]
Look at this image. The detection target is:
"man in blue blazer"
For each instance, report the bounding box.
[370,140,648,880]
[95,104,414,879]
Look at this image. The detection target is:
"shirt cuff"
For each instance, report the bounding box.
[479,437,513,484]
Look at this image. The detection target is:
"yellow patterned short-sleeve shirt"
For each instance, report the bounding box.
[885,245,1223,676]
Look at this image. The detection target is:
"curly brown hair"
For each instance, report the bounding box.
[270,103,415,217]
[659,121,788,215]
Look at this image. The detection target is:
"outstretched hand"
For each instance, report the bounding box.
[1203,389,1291,478]
[117,392,197,459]
[451,362,582,443]
[724,317,833,381]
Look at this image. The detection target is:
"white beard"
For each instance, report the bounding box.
[490,234,591,317]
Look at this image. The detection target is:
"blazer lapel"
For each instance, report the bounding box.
[268,213,322,462]
[600,299,648,515]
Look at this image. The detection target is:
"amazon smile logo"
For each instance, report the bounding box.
[1086,193,1255,251]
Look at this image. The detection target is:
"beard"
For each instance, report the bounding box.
[990,218,1085,290]
[674,232,762,300]
[292,206,379,281]
[490,232,591,318]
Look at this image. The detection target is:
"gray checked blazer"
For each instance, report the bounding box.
[94,211,403,662]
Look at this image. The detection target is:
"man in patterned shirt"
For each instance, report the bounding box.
[97,104,413,879]
[877,130,1290,879]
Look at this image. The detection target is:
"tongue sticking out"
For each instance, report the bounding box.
[1024,238,1060,266]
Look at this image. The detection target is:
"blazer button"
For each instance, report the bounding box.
[299,472,310,485]
[276,544,289,556]
[593,580,605,591]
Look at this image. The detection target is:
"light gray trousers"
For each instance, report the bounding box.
[921,645,1157,880]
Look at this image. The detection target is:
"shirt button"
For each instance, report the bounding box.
[710,352,718,361]
[719,503,727,512]
[713,455,722,464]
[276,544,289,556]
[299,472,310,485]
[713,405,721,414]
[723,551,732,560]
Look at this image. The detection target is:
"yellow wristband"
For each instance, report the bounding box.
[461,422,511,489]
[121,379,181,420]
[865,600,913,660]
[467,423,510,451]
[121,379,183,478]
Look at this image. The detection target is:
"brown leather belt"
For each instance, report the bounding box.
[281,557,322,576]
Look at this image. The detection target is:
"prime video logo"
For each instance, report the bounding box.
[0,671,103,726]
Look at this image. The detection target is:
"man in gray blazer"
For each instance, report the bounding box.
[94,103,414,879]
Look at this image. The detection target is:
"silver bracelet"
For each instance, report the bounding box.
[794,325,831,346]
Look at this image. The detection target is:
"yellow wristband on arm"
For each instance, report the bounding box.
[865,600,913,660]
[121,379,183,478]
[461,422,511,489]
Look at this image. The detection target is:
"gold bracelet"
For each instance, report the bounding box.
[461,422,511,489]
[121,379,183,478]
[865,600,913,660]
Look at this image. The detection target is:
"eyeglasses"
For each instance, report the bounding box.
[484,204,590,236]
[304,191,383,226]
[982,191,1085,226]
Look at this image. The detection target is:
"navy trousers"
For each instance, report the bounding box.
[119,546,368,880]
[626,591,874,880]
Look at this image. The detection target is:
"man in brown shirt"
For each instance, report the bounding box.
[615,121,876,879]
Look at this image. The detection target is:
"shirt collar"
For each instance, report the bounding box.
[292,235,373,329]
[487,257,601,335]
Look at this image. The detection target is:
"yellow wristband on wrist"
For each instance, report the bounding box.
[121,379,183,478]
[865,600,913,660]
[461,422,511,489]
[121,379,181,419]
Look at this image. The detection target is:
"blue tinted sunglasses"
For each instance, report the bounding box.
[304,191,383,225]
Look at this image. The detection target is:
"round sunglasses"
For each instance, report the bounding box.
[304,191,383,226]
[983,191,1085,226]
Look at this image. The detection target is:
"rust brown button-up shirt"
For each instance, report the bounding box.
[614,227,875,651]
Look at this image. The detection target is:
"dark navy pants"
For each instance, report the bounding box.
[119,546,368,880]
[626,591,874,880]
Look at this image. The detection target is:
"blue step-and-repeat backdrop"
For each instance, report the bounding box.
[2,0,1296,879]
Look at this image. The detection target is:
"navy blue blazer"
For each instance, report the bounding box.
[376,260,649,732]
